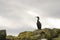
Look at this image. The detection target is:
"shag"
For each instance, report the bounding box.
[36,16,41,30]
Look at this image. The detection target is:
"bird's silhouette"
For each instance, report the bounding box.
[36,16,41,30]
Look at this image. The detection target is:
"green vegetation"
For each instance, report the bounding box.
[17,28,60,40]
[0,28,60,40]
[6,35,18,40]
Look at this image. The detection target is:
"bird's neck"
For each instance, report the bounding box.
[37,19,39,21]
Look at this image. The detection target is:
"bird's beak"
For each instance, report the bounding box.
[36,16,38,18]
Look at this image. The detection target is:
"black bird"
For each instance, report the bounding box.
[36,16,41,30]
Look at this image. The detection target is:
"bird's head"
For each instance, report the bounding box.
[36,16,40,20]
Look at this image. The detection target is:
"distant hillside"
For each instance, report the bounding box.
[6,28,60,40]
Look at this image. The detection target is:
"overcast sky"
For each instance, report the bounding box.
[0,0,60,36]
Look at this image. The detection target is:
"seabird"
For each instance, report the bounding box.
[36,16,41,30]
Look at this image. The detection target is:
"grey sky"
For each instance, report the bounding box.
[0,0,60,36]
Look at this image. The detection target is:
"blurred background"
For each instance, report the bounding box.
[0,0,60,36]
